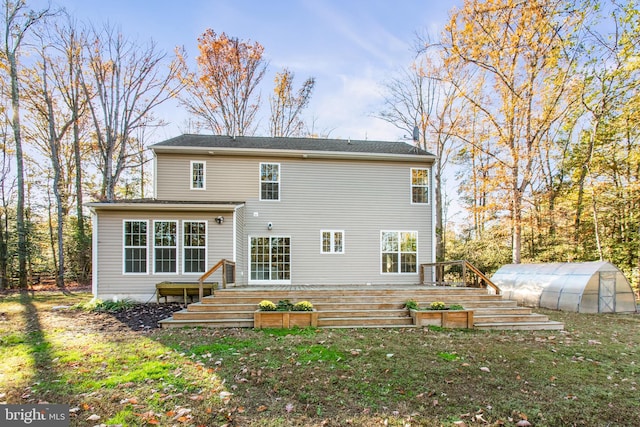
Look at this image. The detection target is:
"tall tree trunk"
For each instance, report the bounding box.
[73,119,90,285]
[8,49,27,289]
[574,122,597,248]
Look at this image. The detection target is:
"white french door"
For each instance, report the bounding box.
[250,236,291,284]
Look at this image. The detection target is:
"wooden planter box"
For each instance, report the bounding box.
[410,309,474,328]
[254,310,318,328]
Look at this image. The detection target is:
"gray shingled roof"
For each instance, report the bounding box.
[151,134,433,157]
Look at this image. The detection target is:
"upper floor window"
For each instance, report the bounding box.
[191,161,206,190]
[260,163,280,201]
[321,230,344,254]
[411,168,430,204]
[381,231,417,274]
[154,220,177,273]
[123,220,148,274]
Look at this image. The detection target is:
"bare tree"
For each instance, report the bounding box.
[82,23,180,201]
[23,35,76,289]
[377,57,463,261]
[1,0,53,288]
[269,69,315,137]
[53,19,91,284]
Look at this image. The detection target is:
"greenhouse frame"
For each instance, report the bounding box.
[491,261,638,313]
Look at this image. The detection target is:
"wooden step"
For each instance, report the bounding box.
[474,320,565,331]
[156,285,564,331]
[318,309,408,318]
[158,317,253,328]
[318,316,414,328]
[471,307,533,315]
[473,313,549,323]
[171,309,253,321]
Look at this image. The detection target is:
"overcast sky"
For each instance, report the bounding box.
[51,0,460,142]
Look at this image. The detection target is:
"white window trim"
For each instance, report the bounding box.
[410,167,430,205]
[153,220,178,274]
[190,160,206,190]
[380,230,418,275]
[122,219,149,275]
[248,235,292,285]
[182,220,208,275]
[320,230,345,254]
[259,162,281,201]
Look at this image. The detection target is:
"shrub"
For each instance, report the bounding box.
[405,299,419,310]
[258,300,277,311]
[72,297,134,312]
[276,299,294,311]
[292,301,313,311]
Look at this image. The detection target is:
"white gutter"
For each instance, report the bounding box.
[85,202,245,212]
[151,145,435,163]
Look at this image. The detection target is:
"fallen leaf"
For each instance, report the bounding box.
[86,414,100,421]
[480,367,491,373]
[257,405,268,412]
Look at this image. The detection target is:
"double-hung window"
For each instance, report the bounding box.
[123,220,148,273]
[381,231,417,273]
[411,168,430,204]
[154,221,177,273]
[260,163,280,200]
[183,221,207,273]
[321,230,344,254]
[191,161,206,190]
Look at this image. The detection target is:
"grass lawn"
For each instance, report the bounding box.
[1,291,639,426]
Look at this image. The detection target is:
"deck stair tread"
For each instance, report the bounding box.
[474,320,565,331]
[158,286,564,331]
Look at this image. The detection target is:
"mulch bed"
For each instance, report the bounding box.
[106,302,184,331]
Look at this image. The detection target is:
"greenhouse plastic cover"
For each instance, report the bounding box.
[491,261,638,313]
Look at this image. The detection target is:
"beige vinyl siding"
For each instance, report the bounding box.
[94,209,235,301]
[156,154,258,201]
[241,157,432,286]
[234,205,247,285]
[153,151,432,286]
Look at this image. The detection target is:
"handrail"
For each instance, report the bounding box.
[198,259,236,300]
[419,260,501,295]
[463,261,501,295]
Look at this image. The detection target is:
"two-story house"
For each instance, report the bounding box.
[87,134,435,302]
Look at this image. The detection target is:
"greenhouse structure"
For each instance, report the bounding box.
[491,261,638,313]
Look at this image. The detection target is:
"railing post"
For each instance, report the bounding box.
[222,261,227,289]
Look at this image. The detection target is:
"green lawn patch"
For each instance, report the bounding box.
[1,291,639,426]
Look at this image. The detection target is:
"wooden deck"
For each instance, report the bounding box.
[158,284,564,330]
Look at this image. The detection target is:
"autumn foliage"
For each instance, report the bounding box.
[177,29,267,136]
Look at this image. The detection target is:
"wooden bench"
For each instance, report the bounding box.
[156,282,217,304]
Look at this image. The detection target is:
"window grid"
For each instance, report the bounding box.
[260,163,280,200]
[124,220,148,274]
[411,168,429,204]
[321,230,344,254]
[183,221,207,273]
[381,231,417,274]
[154,221,177,273]
[250,236,291,281]
[191,161,205,190]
